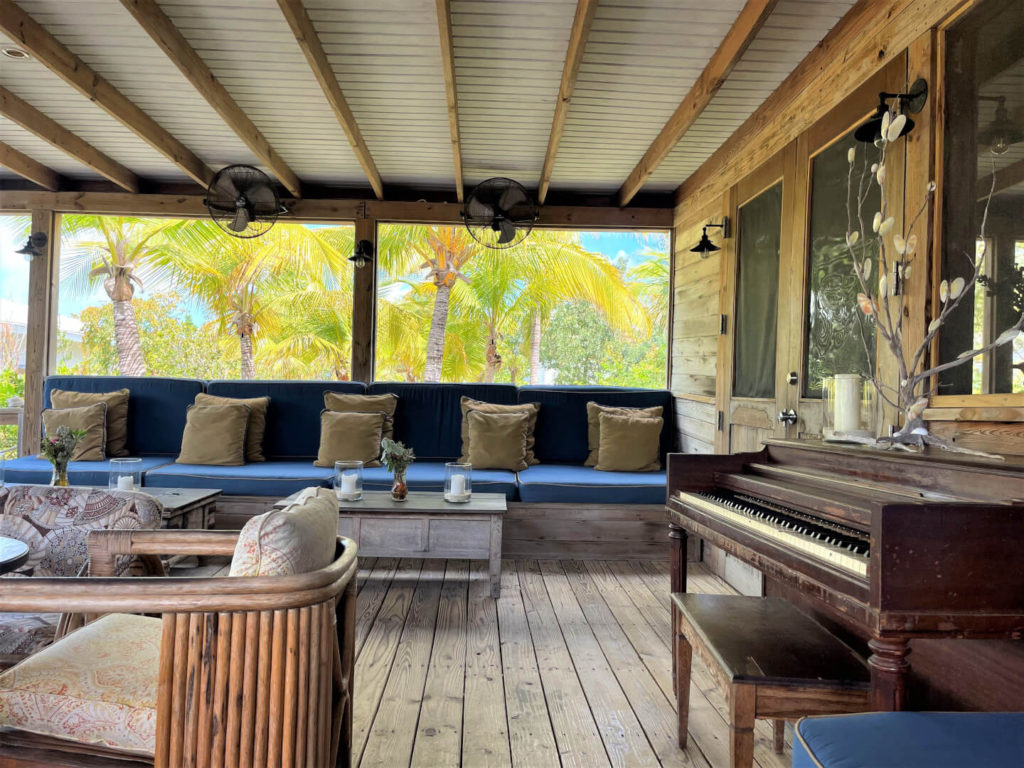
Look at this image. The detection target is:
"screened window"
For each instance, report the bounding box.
[1,215,31,455]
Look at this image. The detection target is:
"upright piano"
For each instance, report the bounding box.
[666,439,1024,710]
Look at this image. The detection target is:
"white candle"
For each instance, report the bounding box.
[833,374,862,433]
[451,474,466,497]
[117,475,134,491]
[340,472,358,494]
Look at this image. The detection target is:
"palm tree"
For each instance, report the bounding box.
[60,216,174,376]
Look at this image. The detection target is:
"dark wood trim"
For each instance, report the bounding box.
[351,216,377,383]
[21,209,57,456]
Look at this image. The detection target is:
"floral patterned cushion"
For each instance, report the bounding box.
[0,612,160,755]
[0,613,60,659]
[229,487,338,577]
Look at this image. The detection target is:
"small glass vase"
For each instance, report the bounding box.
[109,458,143,491]
[390,468,408,502]
[50,461,69,487]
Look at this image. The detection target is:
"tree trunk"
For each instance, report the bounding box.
[111,299,146,376]
[529,312,542,384]
[239,333,255,379]
[424,281,451,382]
[484,330,502,383]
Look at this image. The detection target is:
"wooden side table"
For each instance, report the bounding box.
[142,488,220,530]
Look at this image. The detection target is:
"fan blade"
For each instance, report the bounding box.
[229,204,250,233]
[467,196,493,220]
[498,183,527,212]
[246,182,277,212]
[216,172,240,201]
[497,218,516,244]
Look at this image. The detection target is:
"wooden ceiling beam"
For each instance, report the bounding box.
[276,0,383,200]
[0,140,60,191]
[617,0,779,207]
[985,158,1024,198]
[0,86,139,193]
[538,0,597,205]
[435,0,464,203]
[0,0,212,189]
[119,0,303,198]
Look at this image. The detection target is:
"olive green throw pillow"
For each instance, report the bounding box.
[466,410,530,471]
[315,410,388,468]
[323,392,398,441]
[595,411,663,472]
[195,393,270,462]
[176,404,250,466]
[41,402,108,461]
[459,397,539,465]
[585,402,663,466]
[50,388,130,457]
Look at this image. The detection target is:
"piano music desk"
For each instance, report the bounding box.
[671,593,871,768]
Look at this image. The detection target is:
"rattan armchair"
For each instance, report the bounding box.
[0,528,357,768]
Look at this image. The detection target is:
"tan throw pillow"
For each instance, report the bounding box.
[595,411,663,472]
[195,392,270,462]
[466,410,530,471]
[41,403,107,461]
[324,392,398,441]
[176,404,250,466]
[315,410,387,468]
[229,487,338,577]
[50,388,130,457]
[459,397,540,465]
[585,402,663,466]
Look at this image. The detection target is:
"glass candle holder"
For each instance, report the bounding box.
[822,374,877,440]
[334,460,363,501]
[444,462,472,503]
[109,458,142,491]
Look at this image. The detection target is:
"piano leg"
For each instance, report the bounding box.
[669,521,687,687]
[867,637,911,711]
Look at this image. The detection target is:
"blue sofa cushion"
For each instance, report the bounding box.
[206,380,366,459]
[144,461,335,498]
[794,712,1024,768]
[362,462,518,500]
[516,386,675,464]
[44,376,204,456]
[516,464,665,504]
[2,456,172,488]
[367,383,518,461]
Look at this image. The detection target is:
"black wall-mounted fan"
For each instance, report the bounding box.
[204,165,280,238]
[462,177,538,249]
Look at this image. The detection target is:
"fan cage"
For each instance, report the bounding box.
[205,164,280,239]
[462,177,538,250]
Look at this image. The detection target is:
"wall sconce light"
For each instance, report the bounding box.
[350,239,374,269]
[690,218,730,258]
[978,95,1024,155]
[854,78,928,145]
[15,232,47,262]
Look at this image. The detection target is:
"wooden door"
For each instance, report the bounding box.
[717,145,800,453]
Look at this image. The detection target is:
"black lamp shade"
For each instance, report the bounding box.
[854,103,915,144]
[690,229,720,256]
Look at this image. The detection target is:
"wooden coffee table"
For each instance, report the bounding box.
[276,490,507,597]
[143,487,220,530]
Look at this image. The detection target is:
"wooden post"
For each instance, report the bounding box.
[350,215,377,383]
[867,636,911,711]
[21,209,57,456]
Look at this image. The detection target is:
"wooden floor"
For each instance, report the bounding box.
[349,557,791,768]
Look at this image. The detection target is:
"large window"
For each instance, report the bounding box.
[57,217,355,380]
[1,215,30,455]
[375,226,669,386]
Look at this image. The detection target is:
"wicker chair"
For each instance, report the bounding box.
[0,524,357,768]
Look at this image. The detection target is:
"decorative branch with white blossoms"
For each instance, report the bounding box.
[844,109,1024,452]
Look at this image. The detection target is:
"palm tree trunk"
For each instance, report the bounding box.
[111,299,146,376]
[484,330,501,383]
[239,333,255,379]
[424,282,451,382]
[529,312,542,384]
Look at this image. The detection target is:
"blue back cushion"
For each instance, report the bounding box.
[517,386,676,464]
[44,375,204,455]
[206,380,366,459]
[368,382,518,460]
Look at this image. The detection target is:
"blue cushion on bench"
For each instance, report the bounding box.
[362,462,518,500]
[44,375,204,455]
[206,379,366,459]
[144,461,335,498]
[794,712,1024,768]
[1,456,172,487]
[516,464,666,504]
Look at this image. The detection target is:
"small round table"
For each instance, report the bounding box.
[0,535,29,575]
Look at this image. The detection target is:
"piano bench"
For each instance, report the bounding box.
[670,593,871,768]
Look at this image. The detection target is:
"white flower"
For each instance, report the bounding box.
[928,180,936,192]
[905,234,917,255]
[996,328,1020,345]
[879,217,895,235]
[881,111,891,140]
[872,212,882,232]
[940,280,949,302]
[871,162,879,173]
[876,165,887,185]
[847,147,856,164]
[846,231,860,246]
[863,259,872,279]
[880,274,887,296]
[893,235,906,254]
[886,114,907,143]
[928,318,941,333]
[904,264,912,279]
[950,276,965,299]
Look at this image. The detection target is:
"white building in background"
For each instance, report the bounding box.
[0,299,84,372]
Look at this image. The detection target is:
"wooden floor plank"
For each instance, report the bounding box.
[496,559,560,768]
[411,560,470,768]
[355,558,401,655]
[462,561,512,767]
[353,558,423,766]
[361,561,446,768]
[562,560,710,768]
[517,560,611,768]
[538,559,664,768]
[357,556,378,596]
